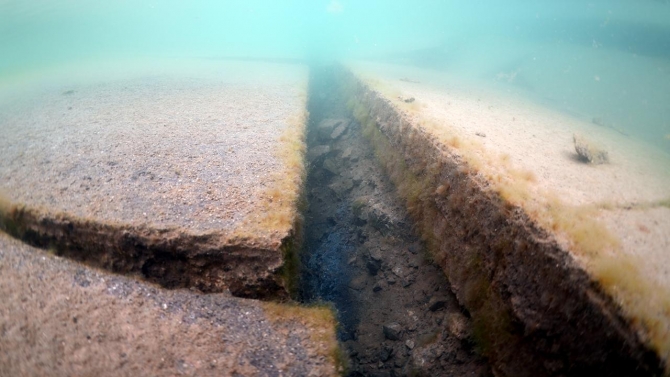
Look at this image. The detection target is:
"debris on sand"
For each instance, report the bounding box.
[573,133,609,165]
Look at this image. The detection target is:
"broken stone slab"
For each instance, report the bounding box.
[0,61,308,299]
[0,232,340,376]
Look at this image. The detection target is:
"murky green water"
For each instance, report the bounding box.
[1,0,669,151]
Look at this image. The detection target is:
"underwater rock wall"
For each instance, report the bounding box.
[339,66,664,377]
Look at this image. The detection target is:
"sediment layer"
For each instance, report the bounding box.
[0,204,293,298]
[340,65,664,376]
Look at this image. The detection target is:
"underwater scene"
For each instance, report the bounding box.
[1,1,670,376]
[2,0,669,150]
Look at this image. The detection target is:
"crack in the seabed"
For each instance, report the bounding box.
[298,65,492,377]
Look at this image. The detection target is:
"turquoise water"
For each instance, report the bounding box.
[1,0,670,151]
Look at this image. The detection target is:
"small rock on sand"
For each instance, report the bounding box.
[573,133,609,164]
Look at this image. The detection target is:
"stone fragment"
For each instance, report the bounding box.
[405,339,415,350]
[348,276,367,291]
[408,244,421,254]
[322,158,340,175]
[383,323,403,341]
[379,346,394,362]
[341,147,353,160]
[446,311,472,340]
[317,119,349,141]
[373,282,383,292]
[368,248,383,262]
[330,122,349,140]
[352,198,367,223]
[392,266,405,278]
[573,133,609,164]
[366,259,382,276]
[329,178,354,196]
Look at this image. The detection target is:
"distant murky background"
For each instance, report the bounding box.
[1,0,669,151]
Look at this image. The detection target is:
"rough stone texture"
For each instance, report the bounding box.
[343,65,664,376]
[0,232,339,376]
[0,61,308,298]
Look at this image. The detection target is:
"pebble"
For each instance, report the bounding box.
[383,323,403,341]
[405,339,415,350]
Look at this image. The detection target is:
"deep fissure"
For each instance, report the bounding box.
[298,65,491,376]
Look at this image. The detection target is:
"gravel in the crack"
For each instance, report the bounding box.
[299,66,492,377]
